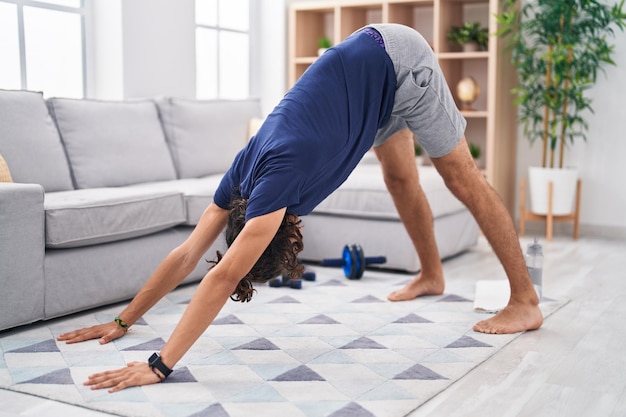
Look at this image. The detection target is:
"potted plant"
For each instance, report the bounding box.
[318,36,332,56]
[447,22,489,52]
[497,0,626,215]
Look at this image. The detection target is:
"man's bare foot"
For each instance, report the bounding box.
[473,302,543,334]
[388,272,445,301]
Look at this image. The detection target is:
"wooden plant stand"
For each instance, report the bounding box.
[519,177,582,241]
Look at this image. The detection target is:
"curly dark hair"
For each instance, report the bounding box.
[208,197,304,302]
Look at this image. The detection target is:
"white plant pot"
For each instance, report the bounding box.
[528,166,578,215]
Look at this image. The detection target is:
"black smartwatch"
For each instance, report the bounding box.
[148,353,173,379]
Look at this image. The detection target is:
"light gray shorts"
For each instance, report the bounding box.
[368,24,466,158]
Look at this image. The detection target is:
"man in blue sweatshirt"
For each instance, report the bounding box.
[59,24,542,392]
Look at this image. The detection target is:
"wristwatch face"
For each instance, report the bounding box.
[148,352,172,377]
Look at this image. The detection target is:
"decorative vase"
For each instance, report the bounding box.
[456,76,480,111]
[528,166,579,215]
[318,48,328,56]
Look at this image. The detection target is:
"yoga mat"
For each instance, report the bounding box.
[0,267,566,417]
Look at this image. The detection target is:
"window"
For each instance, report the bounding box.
[0,0,86,98]
[195,0,250,100]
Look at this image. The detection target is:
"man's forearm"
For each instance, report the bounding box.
[118,247,199,326]
[118,203,229,326]
[155,207,288,371]
[158,270,237,369]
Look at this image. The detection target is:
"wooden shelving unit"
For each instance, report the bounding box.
[288,0,518,213]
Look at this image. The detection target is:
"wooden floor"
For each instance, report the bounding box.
[408,234,626,417]
[2,235,625,417]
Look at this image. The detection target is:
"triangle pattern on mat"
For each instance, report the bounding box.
[200,350,242,365]
[393,313,432,324]
[423,349,472,364]
[188,402,230,417]
[122,337,166,351]
[438,294,471,302]
[163,366,197,383]
[445,335,492,348]
[233,338,280,351]
[351,295,384,303]
[213,314,243,325]
[393,364,448,380]
[299,314,339,324]
[9,339,59,353]
[328,401,376,417]
[309,350,357,364]
[340,336,386,350]
[268,296,300,304]
[21,368,73,385]
[134,317,148,326]
[271,365,325,381]
[230,383,286,402]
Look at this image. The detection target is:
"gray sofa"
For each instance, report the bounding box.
[299,156,480,272]
[0,89,259,331]
[0,88,479,332]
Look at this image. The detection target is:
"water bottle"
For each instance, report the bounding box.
[525,238,543,300]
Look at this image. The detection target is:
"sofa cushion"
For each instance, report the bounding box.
[156,97,261,178]
[44,188,186,248]
[0,89,74,192]
[48,98,177,189]
[313,164,465,220]
[131,175,224,225]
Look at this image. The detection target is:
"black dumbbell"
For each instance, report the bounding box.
[269,276,302,289]
[300,271,316,282]
[321,245,386,279]
[269,270,316,290]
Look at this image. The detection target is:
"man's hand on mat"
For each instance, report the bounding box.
[84,362,161,392]
[57,322,125,345]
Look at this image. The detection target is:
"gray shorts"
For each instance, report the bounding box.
[368,24,466,158]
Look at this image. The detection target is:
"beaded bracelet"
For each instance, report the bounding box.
[114,316,130,333]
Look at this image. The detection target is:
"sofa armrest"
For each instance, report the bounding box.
[0,183,45,330]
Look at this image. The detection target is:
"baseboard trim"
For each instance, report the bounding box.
[517,220,626,241]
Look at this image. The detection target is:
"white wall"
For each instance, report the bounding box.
[90,0,284,110]
[121,0,196,98]
[251,0,289,115]
[89,0,196,100]
[88,0,123,99]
